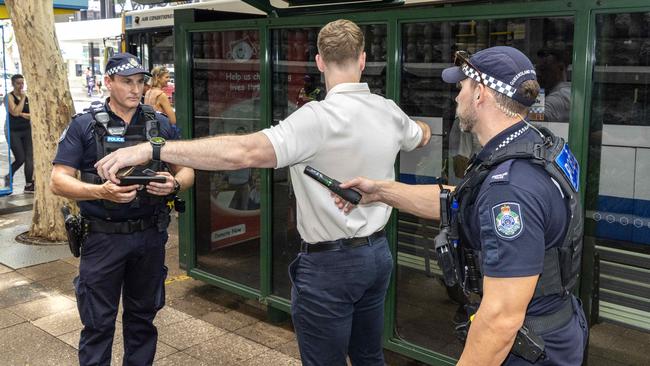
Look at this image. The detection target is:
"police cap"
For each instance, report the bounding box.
[442,46,538,106]
[105,53,151,77]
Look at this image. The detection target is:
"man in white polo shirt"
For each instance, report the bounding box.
[95,19,431,366]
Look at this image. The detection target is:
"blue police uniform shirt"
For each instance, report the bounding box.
[461,121,569,316]
[53,99,176,221]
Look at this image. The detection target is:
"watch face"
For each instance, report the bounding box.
[151,136,165,145]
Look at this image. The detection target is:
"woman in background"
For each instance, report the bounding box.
[144,66,178,138]
[6,74,34,193]
[144,66,176,124]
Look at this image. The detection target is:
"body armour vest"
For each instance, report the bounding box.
[80,104,169,209]
[450,126,583,299]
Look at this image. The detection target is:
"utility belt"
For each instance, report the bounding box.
[454,297,574,363]
[61,204,175,258]
[512,298,575,362]
[524,297,574,335]
[85,216,159,234]
[300,229,386,254]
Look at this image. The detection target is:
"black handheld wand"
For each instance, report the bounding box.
[304,166,362,205]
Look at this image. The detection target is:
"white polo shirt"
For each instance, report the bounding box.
[262,82,422,243]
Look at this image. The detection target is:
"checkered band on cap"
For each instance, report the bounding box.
[461,64,517,99]
[106,59,143,76]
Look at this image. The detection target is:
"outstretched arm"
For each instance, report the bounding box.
[95,132,277,184]
[415,120,432,147]
[336,177,450,220]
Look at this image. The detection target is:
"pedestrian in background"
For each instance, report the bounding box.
[6,74,33,193]
[144,66,176,125]
[85,67,95,97]
[145,66,178,138]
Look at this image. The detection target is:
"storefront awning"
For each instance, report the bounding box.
[0,0,88,19]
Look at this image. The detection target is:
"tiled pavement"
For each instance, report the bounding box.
[0,95,401,366]
[0,210,302,365]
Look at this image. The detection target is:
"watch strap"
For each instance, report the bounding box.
[172,178,181,195]
[152,143,161,161]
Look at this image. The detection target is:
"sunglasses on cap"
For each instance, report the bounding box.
[454,50,485,85]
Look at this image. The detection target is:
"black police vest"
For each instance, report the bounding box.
[451,127,583,299]
[80,104,169,209]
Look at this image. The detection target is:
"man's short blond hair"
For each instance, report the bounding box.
[317,19,365,66]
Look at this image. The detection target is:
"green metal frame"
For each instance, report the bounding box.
[174,0,650,364]
[241,0,405,17]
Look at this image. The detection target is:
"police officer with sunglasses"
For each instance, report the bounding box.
[335,46,588,365]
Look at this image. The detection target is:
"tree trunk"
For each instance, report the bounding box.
[6,0,75,241]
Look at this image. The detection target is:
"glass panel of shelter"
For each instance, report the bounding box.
[270,24,388,298]
[586,12,650,330]
[150,31,175,107]
[396,16,574,358]
[191,30,263,290]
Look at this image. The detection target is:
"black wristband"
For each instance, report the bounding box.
[152,144,161,161]
[150,137,165,162]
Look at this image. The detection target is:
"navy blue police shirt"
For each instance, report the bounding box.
[53,100,176,221]
[460,121,569,316]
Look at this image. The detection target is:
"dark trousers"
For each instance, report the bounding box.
[504,296,589,366]
[75,227,168,366]
[289,235,393,366]
[8,128,33,183]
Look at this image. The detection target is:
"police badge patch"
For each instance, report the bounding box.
[492,202,523,239]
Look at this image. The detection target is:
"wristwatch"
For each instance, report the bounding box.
[150,136,165,161]
[172,178,181,195]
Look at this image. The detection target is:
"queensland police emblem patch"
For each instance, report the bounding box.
[492,202,523,239]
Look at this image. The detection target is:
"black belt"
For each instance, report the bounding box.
[524,298,574,334]
[85,216,157,234]
[300,230,386,254]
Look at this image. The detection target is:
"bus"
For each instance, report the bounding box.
[122,0,264,106]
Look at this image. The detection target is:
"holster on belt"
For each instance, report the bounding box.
[457,298,574,363]
[61,206,87,258]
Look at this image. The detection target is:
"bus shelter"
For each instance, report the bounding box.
[167,0,650,364]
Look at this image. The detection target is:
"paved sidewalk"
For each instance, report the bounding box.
[0,210,302,365]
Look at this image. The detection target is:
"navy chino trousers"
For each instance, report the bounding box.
[289,235,392,366]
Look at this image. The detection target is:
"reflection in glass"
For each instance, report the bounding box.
[150,31,176,106]
[586,12,650,329]
[270,24,387,298]
[192,30,262,290]
[396,17,574,358]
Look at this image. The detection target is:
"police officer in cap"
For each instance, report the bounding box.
[50,53,194,365]
[334,46,588,365]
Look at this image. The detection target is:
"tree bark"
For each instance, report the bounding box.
[6,0,75,241]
